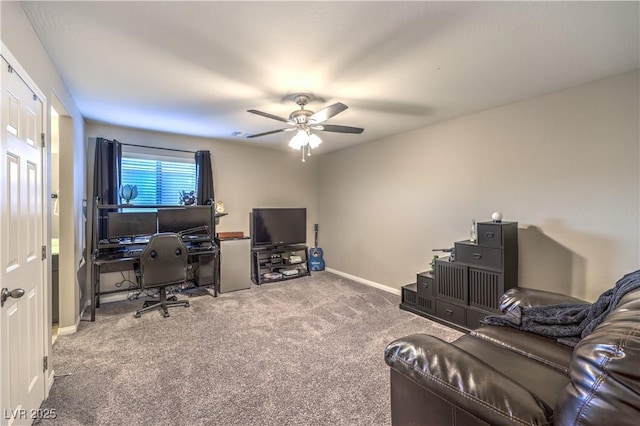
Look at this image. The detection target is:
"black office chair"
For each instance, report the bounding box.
[135,233,190,318]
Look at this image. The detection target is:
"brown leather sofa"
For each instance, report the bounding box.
[385,287,640,425]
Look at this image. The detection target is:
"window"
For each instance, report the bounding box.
[121,146,195,207]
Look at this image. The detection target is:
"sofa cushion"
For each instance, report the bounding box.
[454,334,571,411]
[471,325,573,375]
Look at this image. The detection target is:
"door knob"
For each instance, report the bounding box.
[1,288,25,307]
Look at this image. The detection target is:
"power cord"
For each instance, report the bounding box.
[115,270,137,289]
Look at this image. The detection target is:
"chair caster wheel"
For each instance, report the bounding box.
[134,313,141,318]
[163,311,170,318]
[168,296,177,302]
[185,302,190,307]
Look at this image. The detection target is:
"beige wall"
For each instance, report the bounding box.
[318,71,640,301]
[3,0,638,311]
[1,2,86,330]
[84,122,319,292]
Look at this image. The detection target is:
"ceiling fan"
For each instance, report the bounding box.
[246,94,364,140]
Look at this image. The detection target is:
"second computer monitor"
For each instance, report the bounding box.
[107,211,158,240]
[157,206,213,236]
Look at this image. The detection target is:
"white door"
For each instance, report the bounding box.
[1,57,46,425]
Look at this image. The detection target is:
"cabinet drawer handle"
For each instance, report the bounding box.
[485,232,495,238]
[445,309,454,316]
[473,253,482,259]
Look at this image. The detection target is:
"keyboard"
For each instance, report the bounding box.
[99,251,129,261]
[188,244,214,254]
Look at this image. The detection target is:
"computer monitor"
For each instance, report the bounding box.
[107,211,157,239]
[157,206,213,236]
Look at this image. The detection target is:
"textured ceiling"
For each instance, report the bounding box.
[21,1,640,154]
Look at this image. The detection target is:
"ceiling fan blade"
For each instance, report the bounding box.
[314,124,364,134]
[308,102,348,124]
[246,128,289,138]
[247,109,291,124]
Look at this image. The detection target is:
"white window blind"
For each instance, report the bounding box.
[121,147,196,207]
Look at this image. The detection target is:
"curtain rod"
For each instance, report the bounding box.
[120,142,196,154]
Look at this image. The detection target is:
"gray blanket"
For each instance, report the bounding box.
[482,269,640,347]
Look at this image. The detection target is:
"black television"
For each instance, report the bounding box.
[157,206,213,237]
[251,208,306,248]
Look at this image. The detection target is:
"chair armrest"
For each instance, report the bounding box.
[499,287,587,313]
[384,334,552,426]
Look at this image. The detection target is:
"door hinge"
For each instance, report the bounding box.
[43,356,48,372]
[7,64,13,73]
[42,245,47,260]
[41,133,46,148]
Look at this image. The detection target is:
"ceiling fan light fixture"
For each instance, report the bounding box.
[288,130,308,150]
[308,133,322,149]
[288,128,322,156]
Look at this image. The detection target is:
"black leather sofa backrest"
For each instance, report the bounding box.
[555,289,640,425]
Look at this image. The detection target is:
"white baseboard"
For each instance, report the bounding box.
[83,272,400,313]
[47,370,55,393]
[98,292,130,304]
[57,314,80,336]
[325,268,401,296]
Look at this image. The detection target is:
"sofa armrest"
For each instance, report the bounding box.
[499,287,587,313]
[385,334,553,426]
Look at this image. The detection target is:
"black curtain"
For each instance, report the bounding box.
[195,150,214,205]
[93,138,122,240]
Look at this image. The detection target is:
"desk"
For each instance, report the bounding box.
[91,238,219,321]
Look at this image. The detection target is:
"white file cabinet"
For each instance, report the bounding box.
[220,237,252,293]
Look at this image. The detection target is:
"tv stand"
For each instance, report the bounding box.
[251,244,310,285]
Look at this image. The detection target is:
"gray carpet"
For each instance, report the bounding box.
[40,271,461,426]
